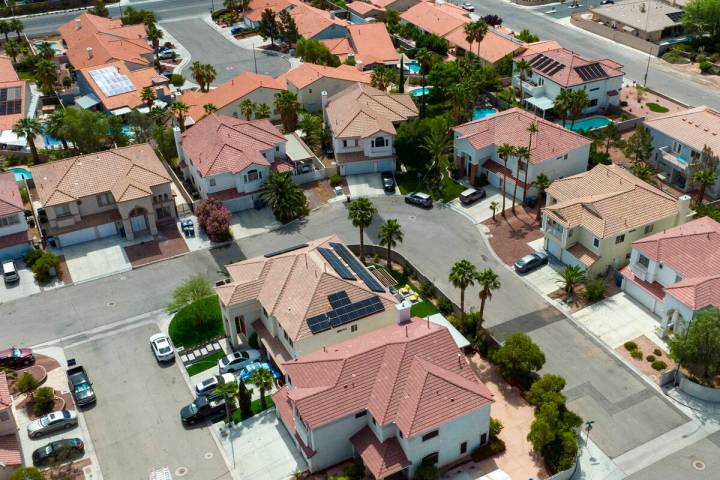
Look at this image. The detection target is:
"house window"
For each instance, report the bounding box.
[355,410,367,418]
[589,99,598,107]
[644,224,654,234]
[373,137,386,148]
[0,411,8,422]
[0,214,20,227]
[590,87,599,92]
[246,170,261,182]
[563,154,568,160]
[480,433,488,445]
[638,254,650,268]
[593,237,600,248]
[275,145,280,152]
[519,160,527,172]
[422,452,439,465]
[372,417,376,425]
[675,274,683,282]
[309,88,313,93]
[691,150,701,161]
[351,324,358,332]
[156,206,172,219]
[615,234,625,244]
[460,442,467,454]
[672,141,682,153]
[422,430,439,442]
[55,204,72,218]
[209,178,216,187]
[343,140,347,148]
[96,192,114,207]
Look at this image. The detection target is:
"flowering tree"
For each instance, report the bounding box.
[195,199,232,242]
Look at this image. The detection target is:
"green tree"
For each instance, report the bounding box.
[146,22,164,68]
[30,251,60,282]
[275,90,300,132]
[141,86,156,109]
[262,171,308,223]
[568,89,589,130]
[295,38,340,66]
[682,0,720,44]
[278,9,299,46]
[0,20,10,42]
[237,381,252,418]
[464,19,488,57]
[9,18,23,39]
[386,9,400,33]
[254,103,271,119]
[497,143,514,217]
[33,58,58,94]
[476,268,500,329]
[4,40,20,64]
[556,265,586,300]
[601,121,622,154]
[527,401,582,473]
[370,65,398,91]
[249,367,274,409]
[449,259,477,324]
[422,122,452,187]
[32,386,55,416]
[515,58,531,103]
[629,161,655,183]
[13,118,42,164]
[171,73,185,88]
[10,467,45,480]
[121,6,156,25]
[61,107,110,154]
[107,115,130,148]
[16,372,40,397]
[522,122,538,202]
[203,103,218,115]
[527,374,566,407]
[240,98,255,120]
[90,0,110,17]
[490,332,546,388]
[670,307,720,382]
[378,219,403,268]
[691,168,717,206]
[259,8,279,45]
[126,109,156,143]
[165,275,214,314]
[511,145,529,213]
[347,198,377,263]
[623,125,653,164]
[45,109,69,150]
[515,28,539,43]
[190,62,217,92]
[534,172,551,221]
[298,113,323,152]
[213,380,239,424]
[170,101,189,132]
[489,200,500,221]
[553,89,572,127]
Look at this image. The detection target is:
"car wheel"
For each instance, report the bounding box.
[64,423,72,429]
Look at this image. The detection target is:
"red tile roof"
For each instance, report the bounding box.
[248,0,349,39]
[319,37,354,60]
[0,434,21,467]
[516,47,624,88]
[79,61,169,111]
[400,1,469,37]
[281,318,492,436]
[347,23,399,67]
[0,372,11,408]
[281,63,371,90]
[620,266,666,300]
[444,29,524,64]
[180,114,285,177]
[0,56,27,132]
[350,426,410,478]
[453,108,591,164]
[0,172,23,216]
[347,1,386,16]
[482,160,527,189]
[246,0,293,22]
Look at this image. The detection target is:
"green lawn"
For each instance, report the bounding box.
[186,351,225,377]
[395,173,465,203]
[411,300,440,317]
[16,71,34,82]
[232,397,275,423]
[168,295,224,348]
[646,102,669,113]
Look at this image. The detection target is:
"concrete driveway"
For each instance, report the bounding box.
[346,173,396,198]
[448,185,508,224]
[0,264,40,303]
[56,237,131,284]
[230,208,280,240]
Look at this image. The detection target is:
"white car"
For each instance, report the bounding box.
[462,2,475,11]
[27,410,78,439]
[218,350,261,374]
[194,373,237,397]
[150,333,175,362]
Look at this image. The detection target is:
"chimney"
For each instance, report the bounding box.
[395,300,412,325]
[86,47,93,59]
[356,60,364,71]
[677,194,692,224]
[321,91,329,112]
[330,11,335,19]
[75,18,81,30]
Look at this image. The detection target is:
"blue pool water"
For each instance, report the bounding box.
[405,61,421,74]
[409,86,433,97]
[12,167,32,181]
[42,133,62,147]
[472,108,498,121]
[563,116,612,132]
[35,41,62,54]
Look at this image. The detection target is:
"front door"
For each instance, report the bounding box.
[130,214,147,233]
[235,316,245,336]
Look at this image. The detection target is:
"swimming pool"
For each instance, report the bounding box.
[563,116,612,132]
[409,86,433,97]
[472,108,498,121]
[11,167,32,182]
[405,61,421,74]
[35,41,62,54]
[41,126,63,148]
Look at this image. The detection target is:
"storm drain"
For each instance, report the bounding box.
[691,459,706,471]
[175,467,188,477]
[204,452,214,460]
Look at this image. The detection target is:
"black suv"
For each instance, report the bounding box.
[180,396,226,425]
[32,438,84,467]
[404,192,433,208]
[381,172,395,192]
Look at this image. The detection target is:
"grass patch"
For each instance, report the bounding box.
[186,351,225,377]
[168,295,224,348]
[646,102,669,113]
[411,300,439,317]
[17,71,34,82]
[232,397,275,422]
[395,173,465,203]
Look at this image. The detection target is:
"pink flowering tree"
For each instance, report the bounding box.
[195,198,232,242]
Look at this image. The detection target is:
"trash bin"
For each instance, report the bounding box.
[615,272,623,287]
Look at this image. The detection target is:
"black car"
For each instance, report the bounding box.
[381,172,395,192]
[459,188,486,205]
[32,438,84,467]
[180,396,226,425]
[404,192,433,208]
[514,251,549,273]
[0,347,34,368]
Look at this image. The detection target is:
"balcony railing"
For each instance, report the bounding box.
[658,146,689,170]
[545,224,564,241]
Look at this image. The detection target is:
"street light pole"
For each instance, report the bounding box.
[585,420,595,446]
[253,44,258,74]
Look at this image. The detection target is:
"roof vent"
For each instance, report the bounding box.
[86,47,93,59]
[75,18,81,30]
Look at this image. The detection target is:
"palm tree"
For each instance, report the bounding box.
[511,146,529,214]
[515,58,531,104]
[275,91,300,132]
[13,118,42,164]
[448,82,471,124]
[568,90,589,131]
[556,265,586,300]
[240,99,255,120]
[149,106,169,126]
[489,200,499,221]
[370,65,397,91]
[476,268,500,330]
[691,168,717,206]
[33,59,58,94]
[533,173,551,222]
[347,198,377,263]
[497,143,514,217]
[4,40,20,64]
[378,219,403,268]
[601,121,622,154]
[239,0,251,14]
[212,380,239,424]
[553,89,572,127]
[422,127,451,186]
[522,122,538,202]
[629,161,655,183]
[190,61,205,90]
[45,109,69,151]
[201,64,217,92]
[249,367,274,410]
[36,41,54,60]
[0,20,10,42]
[254,103,271,119]
[223,0,239,14]
[203,103,218,115]
[449,259,477,324]
[464,20,488,57]
[262,171,308,223]
[169,101,189,132]
[140,86,156,109]
[9,18,23,40]
[146,22,163,69]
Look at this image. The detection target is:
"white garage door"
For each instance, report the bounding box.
[624,279,657,312]
[224,196,254,212]
[546,238,562,260]
[342,161,373,176]
[377,159,395,172]
[58,227,97,247]
[0,243,30,261]
[130,215,147,233]
[97,222,117,238]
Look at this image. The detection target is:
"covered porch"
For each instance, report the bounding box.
[523,95,554,119]
[350,426,410,480]
[654,146,689,191]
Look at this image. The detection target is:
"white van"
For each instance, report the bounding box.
[2,260,19,284]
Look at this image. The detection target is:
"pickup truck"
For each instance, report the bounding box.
[67,366,96,406]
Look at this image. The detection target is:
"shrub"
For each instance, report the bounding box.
[489,417,503,438]
[631,349,643,359]
[170,73,185,88]
[16,372,39,396]
[624,341,637,351]
[471,437,506,461]
[490,332,545,389]
[652,360,668,371]
[20,187,29,203]
[699,60,713,73]
[31,251,60,282]
[24,248,44,268]
[329,174,342,187]
[653,348,662,356]
[342,463,365,480]
[414,462,439,480]
[168,295,224,348]
[32,387,55,416]
[646,355,656,362]
[195,198,232,242]
[10,467,45,480]
[581,279,606,303]
[419,280,434,299]
[436,297,453,315]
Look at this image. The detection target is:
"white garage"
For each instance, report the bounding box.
[57,227,97,247]
[224,195,255,212]
[97,222,117,238]
[545,237,563,261]
[340,158,394,176]
[623,278,664,315]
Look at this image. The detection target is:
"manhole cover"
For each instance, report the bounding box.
[119,276,127,281]
[175,467,188,477]
[204,452,214,460]
[106,301,117,307]
[691,460,706,471]
[408,215,416,220]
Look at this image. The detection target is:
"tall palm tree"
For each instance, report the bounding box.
[254,103,271,119]
[200,64,217,92]
[203,103,218,115]
[370,65,397,91]
[170,101,189,132]
[448,82,471,124]
[275,91,300,132]
[4,40,20,64]
[223,0,240,14]
[449,259,477,324]
[691,168,717,206]
[140,86,156,109]
[249,367,274,410]
[33,59,58,94]
[149,106,169,126]
[0,20,10,42]
[568,89,589,130]
[522,122,538,202]
[476,268,500,330]
[10,18,23,40]
[240,99,255,120]
[146,22,163,69]
[13,118,42,164]
[190,61,204,90]
[553,89,572,127]
[497,143,514,218]
[422,127,451,186]
[515,58,531,104]
[212,380,238,424]
[556,265,586,301]
[602,121,621,154]
[512,146,529,214]
[45,109,69,151]
[347,198,377,263]
[262,171,308,223]
[378,219,403,268]
[533,173,551,222]
[464,19,488,58]
[36,41,55,60]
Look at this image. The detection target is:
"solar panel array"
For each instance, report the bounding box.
[307,293,385,334]
[88,66,136,97]
[0,87,21,116]
[329,242,385,292]
[666,12,683,22]
[574,63,607,82]
[318,247,355,280]
[528,54,565,77]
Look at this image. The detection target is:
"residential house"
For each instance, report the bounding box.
[621,217,720,334]
[273,317,493,476]
[644,106,720,197]
[347,2,387,22]
[346,23,400,70]
[0,172,32,261]
[513,47,624,117]
[319,37,355,63]
[0,56,31,151]
[30,144,176,248]
[452,108,592,198]
[177,114,318,212]
[244,0,349,40]
[541,164,693,276]
[76,60,171,115]
[0,373,22,480]
[180,72,287,125]
[215,236,400,359]
[323,83,418,175]
[282,63,371,112]
[590,1,683,44]
[58,13,153,70]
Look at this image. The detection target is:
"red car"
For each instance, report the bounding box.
[0,347,35,367]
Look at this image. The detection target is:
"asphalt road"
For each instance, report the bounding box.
[67,321,231,480]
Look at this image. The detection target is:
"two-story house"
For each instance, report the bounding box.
[644,106,720,197]
[273,317,493,477]
[453,108,592,200]
[281,63,371,113]
[30,144,176,248]
[216,236,400,361]
[513,47,624,118]
[621,217,720,334]
[0,172,32,261]
[244,0,348,40]
[0,56,31,151]
[0,372,22,479]
[323,83,418,175]
[541,164,693,277]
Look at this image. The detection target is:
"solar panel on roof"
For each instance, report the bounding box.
[547,65,565,76]
[529,54,548,67]
[318,247,355,280]
[574,64,607,82]
[329,243,385,292]
[328,291,351,309]
[541,60,560,74]
[534,57,553,70]
[666,12,682,22]
[264,243,308,257]
[307,294,386,333]
[0,86,21,116]
[307,313,332,334]
[88,66,136,97]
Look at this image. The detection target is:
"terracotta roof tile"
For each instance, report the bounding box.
[567,243,599,267]
[79,61,169,111]
[644,106,720,154]
[347,23,399,66]
[0,56,27,132]
[0,434,21,467]
[350,426,410,478]
[400,2,469,37]
[0,172,23,216]
[444,29,524,64]
[281,63,371,90]
[347,1,386,16]
[0,372,11,408]
[516,47,624,88]
[319,38,354,60]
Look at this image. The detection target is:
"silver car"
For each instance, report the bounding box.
[218,350,261,374]
[27,410,78,439]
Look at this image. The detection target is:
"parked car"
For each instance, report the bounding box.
[513,251,549,273]
[381,172,395,192]
[0,346,34,367]
[2,260,19,284]
[218,350,261,374]
[194,373,237,397]
[150,333,175,362]
[67,365,96,406]
[180,396,225,425]
[27,410,78,439]
[600,0,614,4]
[462,2,475,11]
[158,49,177,60]
[459,188,486,205]
[230,25,252,35]
[32,438,84,467]
[404,192,433,208]
[238,361,281,382]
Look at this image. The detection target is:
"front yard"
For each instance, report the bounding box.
[395,172,465,202]
[168,295,224,348]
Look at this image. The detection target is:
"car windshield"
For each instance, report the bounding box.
[42,446,54,455]
[11,347,20,357]
[188,402,199,414]
[39,416,50,427]
[159,346,171,354]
